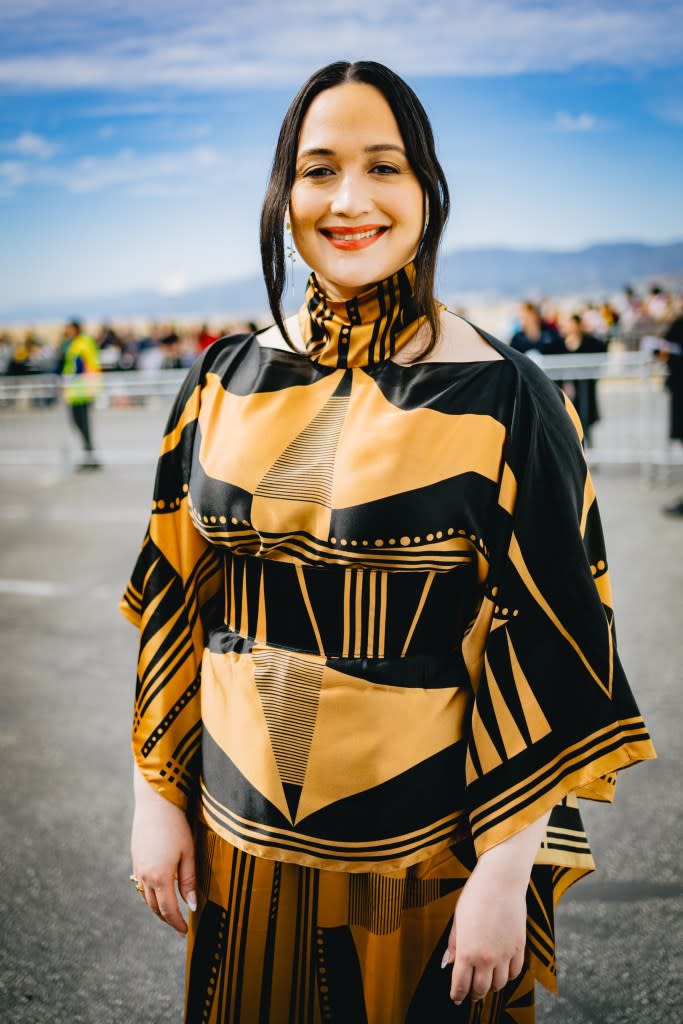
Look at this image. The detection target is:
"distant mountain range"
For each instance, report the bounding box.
[2,241,682,324]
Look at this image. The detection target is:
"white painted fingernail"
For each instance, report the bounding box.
[441,952,450,969]
[187,891,197,912]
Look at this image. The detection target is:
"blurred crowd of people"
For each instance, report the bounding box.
[503,281,683,356]
[0,319,260,377]
[2,282,681,380]
[501,283,683,446]
[1,282,681,469]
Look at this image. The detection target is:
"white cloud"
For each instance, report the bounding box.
[0,141,267,198]
[552,111,599,133]
[0,131,58,158]
[0,1,681,91]
[0,160,28,193]
[82,101,198,117]
[52,144,221,193]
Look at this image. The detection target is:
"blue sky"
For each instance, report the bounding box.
[1,0,682,310]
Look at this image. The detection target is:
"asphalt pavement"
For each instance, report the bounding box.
[0,403,681,1023]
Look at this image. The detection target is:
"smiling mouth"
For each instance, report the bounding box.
[319,225,389,249]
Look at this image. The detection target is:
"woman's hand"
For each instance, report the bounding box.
[131,764,197,935]
[442,862,526,1003]
[441,810,551,1004]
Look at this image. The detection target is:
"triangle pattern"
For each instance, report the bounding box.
[251,647,324,822]
[255,376,350,506]
[282,782,303,822]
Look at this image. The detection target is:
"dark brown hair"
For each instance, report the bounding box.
[259,61,450,357]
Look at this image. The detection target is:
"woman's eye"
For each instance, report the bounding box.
[302,166,334,178]
[371,163,400,175]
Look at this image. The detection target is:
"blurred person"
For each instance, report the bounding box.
[159,323,182,369]
[136,324,164,373]
[117,327,139,371]
[5,338,32,376]
[122,61,655,1023]
[619,285,658,351]
[178,328,201,368]
[599,300,620,342]
[581,302,609,340]
[509,301,565,355]
[663,310,683,446]
[560,313,607,445]
[622,284,642,318]
[97,322,125,371]
[4,329,47,374]
[197,323,220,351]
[57,319,102,469]
[646,283,668,322]
[0,330,12,374]
[538,298,561,334]
[660,311,683,517]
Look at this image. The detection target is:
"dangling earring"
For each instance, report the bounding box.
[424,202,430,233]
[285,221,296,264]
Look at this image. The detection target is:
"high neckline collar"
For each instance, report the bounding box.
[298,263,431,369]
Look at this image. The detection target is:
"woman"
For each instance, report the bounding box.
[560,313,607,446]
[509,301,565,356]
[122,61,655,1023]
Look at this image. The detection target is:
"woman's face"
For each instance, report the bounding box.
[289,82,425,301]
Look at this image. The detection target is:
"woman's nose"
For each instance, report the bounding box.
[329,172,372,217]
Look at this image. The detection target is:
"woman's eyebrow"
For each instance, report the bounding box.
[364,144,406,155]
[297,143,406,160]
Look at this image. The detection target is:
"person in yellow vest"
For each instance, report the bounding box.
[58,318,102,469]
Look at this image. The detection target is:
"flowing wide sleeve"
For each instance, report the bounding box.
[462,364,656,858]
[120,350,225,811]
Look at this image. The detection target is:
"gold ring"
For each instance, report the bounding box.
[129,873,139,885]
[130,874,144,892]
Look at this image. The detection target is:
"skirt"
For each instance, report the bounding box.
[184,825,539,1024]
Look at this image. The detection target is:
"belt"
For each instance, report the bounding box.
[218,552,476,662]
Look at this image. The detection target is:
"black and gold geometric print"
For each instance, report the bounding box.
[252,647,324,821]
[186,825,539,1022]
[122,267,655,1011]
[256,375,350,506]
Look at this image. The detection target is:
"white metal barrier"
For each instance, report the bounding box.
[0,359,680,478]
[535,351,680,476]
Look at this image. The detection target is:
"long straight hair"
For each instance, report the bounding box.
[259,61,450,358]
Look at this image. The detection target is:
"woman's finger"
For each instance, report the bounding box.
[450,960,474,1005]
[177,844,198,913]
[509,950,525,983]
[144,884,162,919]
[154,881,188,935]
[491,961,510,992]
[470,963,494,1002]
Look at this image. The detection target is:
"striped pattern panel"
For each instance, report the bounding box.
[224,553,472,661]
[301,264,431,369]
[252,648,324,787]
[255,395,348,505]
[468,716,653,851]
[288,868,320,1023]
[216,524,480,573]
[465,627,551,783]
[341,567,388,659]
[348,874,442,935]
[186,826,537,1022]
[125,530,222,804]
[525,869,557,989]
[200,783,465,868]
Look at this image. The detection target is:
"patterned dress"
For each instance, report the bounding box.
[121,265,655,1023]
